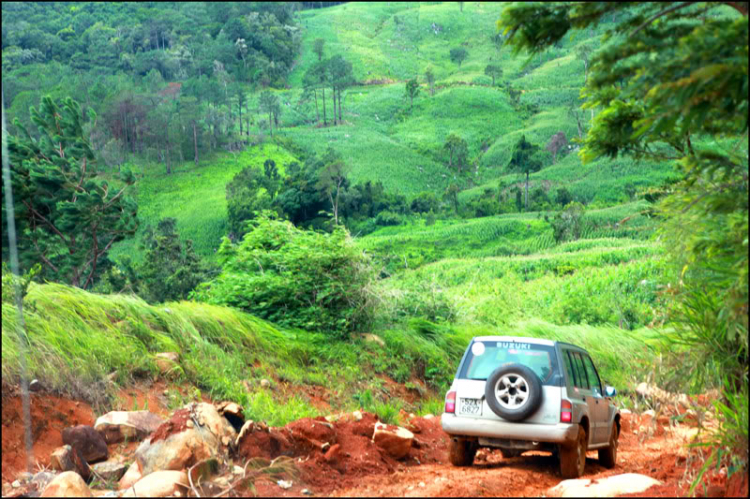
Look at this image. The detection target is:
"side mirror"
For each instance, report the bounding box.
[605,386,617,398]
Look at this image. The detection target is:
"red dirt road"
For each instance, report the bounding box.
[2,383,746,498]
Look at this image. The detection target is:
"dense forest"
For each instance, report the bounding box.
[1,2,747,496]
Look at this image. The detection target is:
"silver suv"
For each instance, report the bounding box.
[441,336,620,478]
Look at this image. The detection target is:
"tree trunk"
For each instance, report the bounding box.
[583,60,588,85]
[332,86,337,125]
[525,171,529,210]
[338,89,343,123]
[322,87,327,126]
[239,100,243,135]
[193,122,199,165]
[314,89,320,122]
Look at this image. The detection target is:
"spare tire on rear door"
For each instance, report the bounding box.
[485,363,543,421]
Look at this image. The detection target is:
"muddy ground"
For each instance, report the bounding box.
[2,382,747,498]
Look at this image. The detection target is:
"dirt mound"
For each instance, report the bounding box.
[235,412,449,495]
[1,388,95,484]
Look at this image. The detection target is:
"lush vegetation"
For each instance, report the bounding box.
[2,3,747,483]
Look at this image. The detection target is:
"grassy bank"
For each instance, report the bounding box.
[2,278,664,425]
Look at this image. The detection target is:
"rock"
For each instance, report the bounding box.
[260,379,271,389]
[135,403,236,475]
[277,480,293,490]
[154,352,180,375]
[360,333,385,346]
[620,414,631,434]
[640,409,656,428]
[94,411,164,444]
[62,425,108,464]
[49,445,91,480]
[17,472,33,483]
[12,481,21,488]
[29,379,42,392]
[40,471,93,498]
[372,422,414,460]
[32,472,57,491]
[216,401,244,419]
[302,489,313,495]
[120,470,188,498]
[91,461,128,483]
[352,410,363,421]
[323,444,341,464]
[118,462,142,490]
[547,473,661,497]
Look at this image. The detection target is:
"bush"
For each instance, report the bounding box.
[375,211,403,226]
[193,214,376,338]
[552,202,585,243]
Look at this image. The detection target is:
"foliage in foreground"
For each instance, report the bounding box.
[3,95,138,289]
[499,0,748,477]
[193,214,376,338]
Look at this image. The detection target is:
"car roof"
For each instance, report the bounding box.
[472,336,555,347]
[472,337,589,353]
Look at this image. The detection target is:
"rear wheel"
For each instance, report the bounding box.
[559,426,587,478]
[449,438,477,466]
[598,422,618,468]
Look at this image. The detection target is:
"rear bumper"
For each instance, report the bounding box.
[441,413,579,445]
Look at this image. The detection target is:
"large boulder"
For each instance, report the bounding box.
[40,471,93,498]
[94,411,164,444]
[91,461,128,483]
[547,473,662,497]
[134,402,236,476]
[49,445,91,480]
[62,425,108,464]
[372,422,414,460]
[119,470,188,498]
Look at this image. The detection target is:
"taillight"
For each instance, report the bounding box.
[445,391,456,414]
[561,399,572,423]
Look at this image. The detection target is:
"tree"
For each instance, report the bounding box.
[575,41,594,86]
[313,38,325,61]
[546,132,568,164]
[226,165,276,239]
[555,187,573,207]
[5,96,138,289]
[425,66,436,96]
[444,182,461,213]
[316,158,350,225]
[405,77,420,109]
[135,218,217,302]
[484,64,503,86]
[329,55,354,125]
[258,90,279,135]
[508,135,543,210]
[499,2,749,394]
[444,133,469,175]
[449,47,468,68]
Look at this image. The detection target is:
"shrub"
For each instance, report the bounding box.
[552,202,585,243]
[193,214,375,338]
[375,211,403,226]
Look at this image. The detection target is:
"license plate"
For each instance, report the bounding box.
[459,398,482,416]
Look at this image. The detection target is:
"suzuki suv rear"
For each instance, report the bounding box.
[441,336,620,478]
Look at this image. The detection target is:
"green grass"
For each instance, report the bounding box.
[109,143,299,262]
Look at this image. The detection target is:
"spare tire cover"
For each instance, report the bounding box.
[484,363,543,422]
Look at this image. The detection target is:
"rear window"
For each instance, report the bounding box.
[458,341,555,383]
